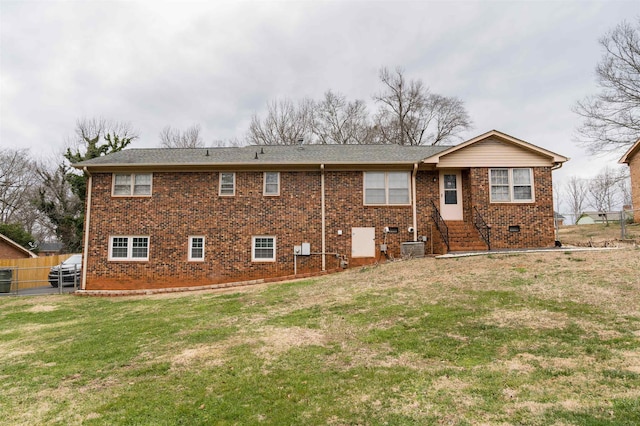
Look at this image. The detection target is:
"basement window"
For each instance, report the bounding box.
[109,236,149,261]
[508,225,521,233]
[189,236,205,261]
[252,236,276,262]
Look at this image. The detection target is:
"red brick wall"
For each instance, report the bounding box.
[628,155,640,222]
[0,241,30,259]
[468,167,555,249]
[84,166,556,290]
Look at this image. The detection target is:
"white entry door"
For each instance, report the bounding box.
[352,227,375,258]
[439,171,463,220]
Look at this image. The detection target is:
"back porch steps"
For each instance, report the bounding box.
[446,221,489,252]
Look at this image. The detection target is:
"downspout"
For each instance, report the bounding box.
[81,167,92,290]
[412,163,418,242]
[321,164,326,271]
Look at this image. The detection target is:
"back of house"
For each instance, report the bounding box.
[73,130,567,292]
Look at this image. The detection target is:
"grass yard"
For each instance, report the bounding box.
[558,223,640,246]
[1,249,640,425]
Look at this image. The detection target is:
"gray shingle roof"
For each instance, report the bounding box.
[73,144,452,168]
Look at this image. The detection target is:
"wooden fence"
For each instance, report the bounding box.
[0,255,74,291]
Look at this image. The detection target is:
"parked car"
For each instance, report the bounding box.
[48,254,82,288]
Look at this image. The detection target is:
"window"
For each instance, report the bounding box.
[113,173,152,196]
[219,173,235,196]
[364,172,410,205]
[490,168,534,202]
[189,236,205,261]
[109,236,149,261]
[252,236,276,262]
[264,172,280,196]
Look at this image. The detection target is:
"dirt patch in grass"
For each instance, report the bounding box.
[256,326,326,358]
[485,308,569,329]
[27,304,58,313]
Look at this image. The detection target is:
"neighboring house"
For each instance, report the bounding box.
[576,211,632,225]
[37,242,64,256]
[73,130,568,291]
[0,234,38,259]
[619,140,640,222]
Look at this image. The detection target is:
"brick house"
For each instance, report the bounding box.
[73,130,567,291]
[619,138,640,222]
[0,234,37,259]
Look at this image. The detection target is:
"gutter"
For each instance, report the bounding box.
[81,167,92,291]
[412,163,418,242]
[321,164,326,271]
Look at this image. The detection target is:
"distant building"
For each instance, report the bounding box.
[0,234,38,259]
[37,242,64,256]
[576,211,632,225]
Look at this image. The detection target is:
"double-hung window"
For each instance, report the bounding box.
[109,236,149,261]
[219,173,235,196]
[189,236,205,261]
[364,172,410,205]
[264,172,280,196]
[113,173,152,196]
[490,168,534,202]
[252,236,276,262]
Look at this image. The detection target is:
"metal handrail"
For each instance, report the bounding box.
[473,206,491,250]
[431,200,450,252]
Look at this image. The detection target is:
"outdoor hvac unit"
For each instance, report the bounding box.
[401,242,425,258]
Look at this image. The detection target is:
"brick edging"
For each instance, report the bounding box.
[74,269,338,297]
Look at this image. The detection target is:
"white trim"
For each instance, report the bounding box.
[252,236,276,262]
[81,168,92,289]
[489,168,535,203]
[263,172,280,196]
[111,173,153,197]
[108,236,150,261]
[219,172,235,196]
[423,130,568,166]
[188,236,205,261]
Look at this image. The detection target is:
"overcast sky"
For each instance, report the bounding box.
[2,0,639,191]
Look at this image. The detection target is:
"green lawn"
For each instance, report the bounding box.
[1,249,640,425]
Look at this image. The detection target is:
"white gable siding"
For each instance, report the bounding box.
[436,138,553,168]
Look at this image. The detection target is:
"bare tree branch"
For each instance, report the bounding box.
[574,19,640,153]
[247,98,314,145]
[159,124,204,148]
[374,67,472,145]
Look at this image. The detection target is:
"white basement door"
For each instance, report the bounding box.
[352,227,376,258]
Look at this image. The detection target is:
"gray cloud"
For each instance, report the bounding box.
[1,0,638,185]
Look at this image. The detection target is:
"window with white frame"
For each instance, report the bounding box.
[219,172,235,196]
[263,172,280,196]
[109,236,149,261]
[364,172,410,205]
[189,236,205,261]
[112,173,152,196]
[490,168,534,202]
[252,236,276,261]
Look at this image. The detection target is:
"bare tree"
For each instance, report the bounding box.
[574,19,640,153]
[34,162,83,253]
[588,167,626,223]
[616,168,632,207]
[373,67,472,145]
[247,98,315,145]
[312,91,372,144]
[73,117,138,150]
[159,124,204,148]
[565,176,589,224]
[0,148,36,224]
